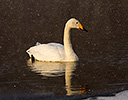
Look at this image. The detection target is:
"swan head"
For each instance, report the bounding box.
[66,18,88,32]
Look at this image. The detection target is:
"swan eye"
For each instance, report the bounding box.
[76,22,78,24]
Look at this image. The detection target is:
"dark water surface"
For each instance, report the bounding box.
[0,0,128,99]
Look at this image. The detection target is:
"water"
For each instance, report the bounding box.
[0,0,128,99]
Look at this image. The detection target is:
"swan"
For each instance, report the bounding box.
[26,18,88,62]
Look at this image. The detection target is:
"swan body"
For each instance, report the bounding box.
[26,18,88,62]
[27,43,65,61]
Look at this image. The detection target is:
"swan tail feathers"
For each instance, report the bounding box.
[26,49,35,62]
[26,49,32,57]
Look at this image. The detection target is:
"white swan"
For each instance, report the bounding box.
[26,18,88,62]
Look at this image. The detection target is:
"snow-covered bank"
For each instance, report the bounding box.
[84,90,128,100]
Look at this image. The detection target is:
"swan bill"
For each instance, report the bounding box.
[79,23,88,32]
[83,27,88,32]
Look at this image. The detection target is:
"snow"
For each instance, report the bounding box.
[84,90,128,100]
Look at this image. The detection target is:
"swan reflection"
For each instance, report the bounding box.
[27,59,86,95]
[27,59,65,77]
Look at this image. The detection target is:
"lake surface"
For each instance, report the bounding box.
[0,0,128,99]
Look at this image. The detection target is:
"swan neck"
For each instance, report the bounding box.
[64,25,75,59]
[64,25,71,46]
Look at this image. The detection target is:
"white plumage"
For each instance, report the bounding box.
[26,18,88,62]
[27,43,65,61]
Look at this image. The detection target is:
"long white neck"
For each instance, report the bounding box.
[64,24,78,61]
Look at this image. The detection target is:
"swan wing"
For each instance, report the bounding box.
[26,43,65,61]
